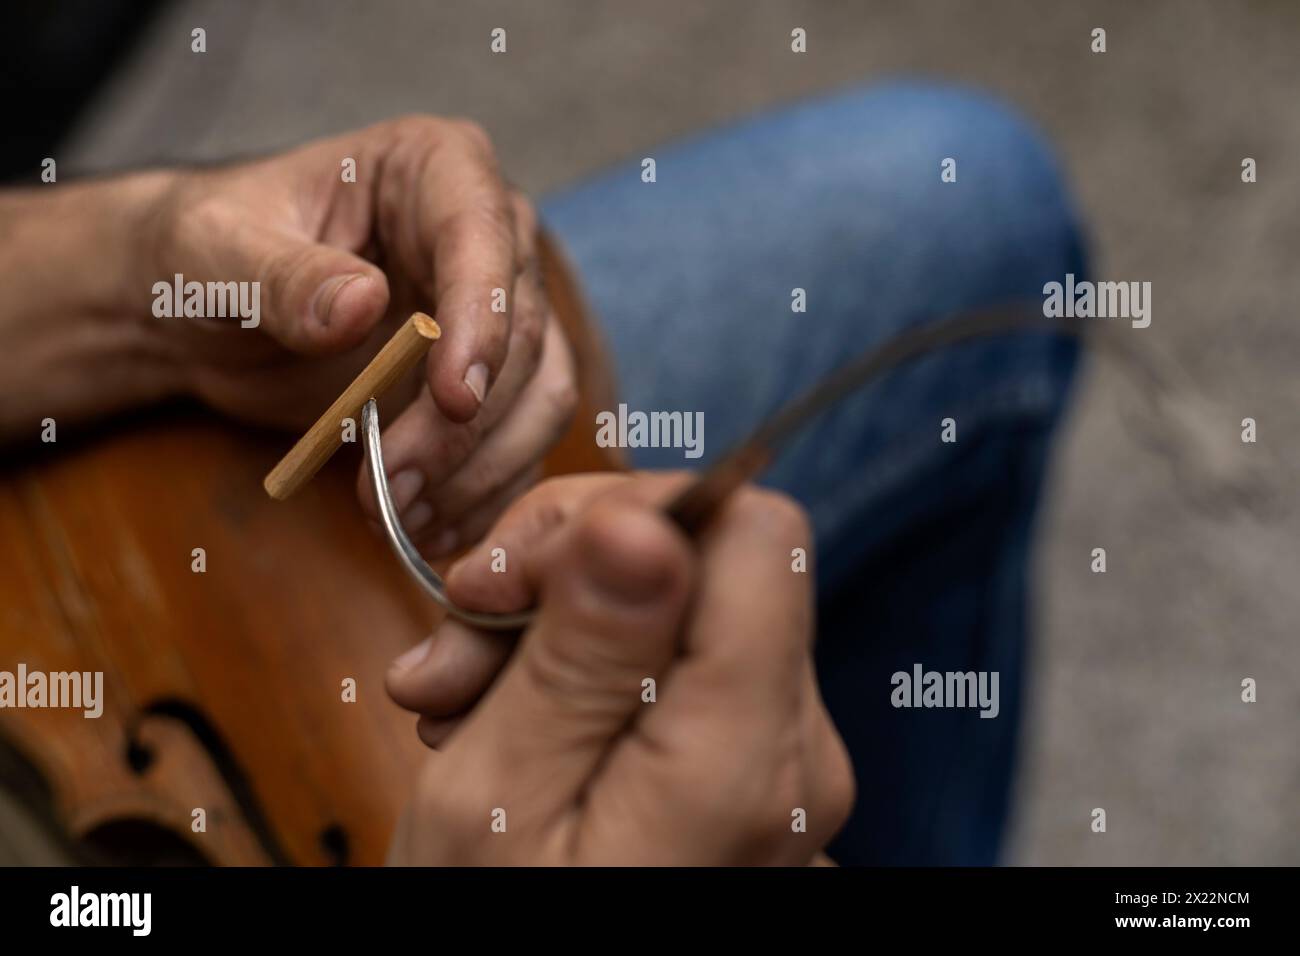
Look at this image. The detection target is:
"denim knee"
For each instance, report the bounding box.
[808,78,1090,318]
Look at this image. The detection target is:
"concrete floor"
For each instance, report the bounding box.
[55,0,1300,864]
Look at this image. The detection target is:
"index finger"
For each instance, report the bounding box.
[413,121,519,423]
[649,488,815,730]
[445,473,626,614]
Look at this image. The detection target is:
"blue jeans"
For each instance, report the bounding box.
[540,82,1087,865]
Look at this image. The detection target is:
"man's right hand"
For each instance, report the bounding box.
[386,473,855,866]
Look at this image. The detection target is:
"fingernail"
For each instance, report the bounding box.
[403,501,434,534]
[430,529,459,557]
[388,469,426,512]
[312,273,367,326]
[463,363,489,406]
[391,637,433,673]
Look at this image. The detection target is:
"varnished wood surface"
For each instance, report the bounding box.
[1,418,437,864]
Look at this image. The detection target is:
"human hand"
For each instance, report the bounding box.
[385,473,855,865]
[149,117,577,553]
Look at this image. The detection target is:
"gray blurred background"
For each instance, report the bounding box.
[58,0,1299,864]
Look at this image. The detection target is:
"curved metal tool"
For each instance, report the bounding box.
[363,399,534,631]
[366,302,1204,633]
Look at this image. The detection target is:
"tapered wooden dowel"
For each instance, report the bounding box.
[263,312,441,500]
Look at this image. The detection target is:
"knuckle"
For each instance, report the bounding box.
[539,322,578,420]
[438,212,477,251]
[259,241,310,292]
[481,198,517,242]
[464,451,510,498]
[258,254,324,328]
[514,299,546,360]
[388,115,489,172]
[519,494,570,540]
[522,631,612,705]
[510,190,538,232]
[439,420,482,465]
[376,168,405,218]
[445,204,515,255]
[544,377,579,428]
[388,113,444,140]
[454,118,494,153]
[529,474,574,501]
[176,195,233,251]
[570,500,690,607]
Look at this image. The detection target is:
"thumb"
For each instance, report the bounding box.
[452,496,693,800]
[203,222,390,353]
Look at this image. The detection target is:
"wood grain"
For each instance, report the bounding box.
[263,312,441,500]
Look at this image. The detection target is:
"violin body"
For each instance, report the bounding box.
[0,234,619,865]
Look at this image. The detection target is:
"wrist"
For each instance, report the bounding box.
[4,170,174,313]
[79,169,193,399]
[70,169,181,316]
